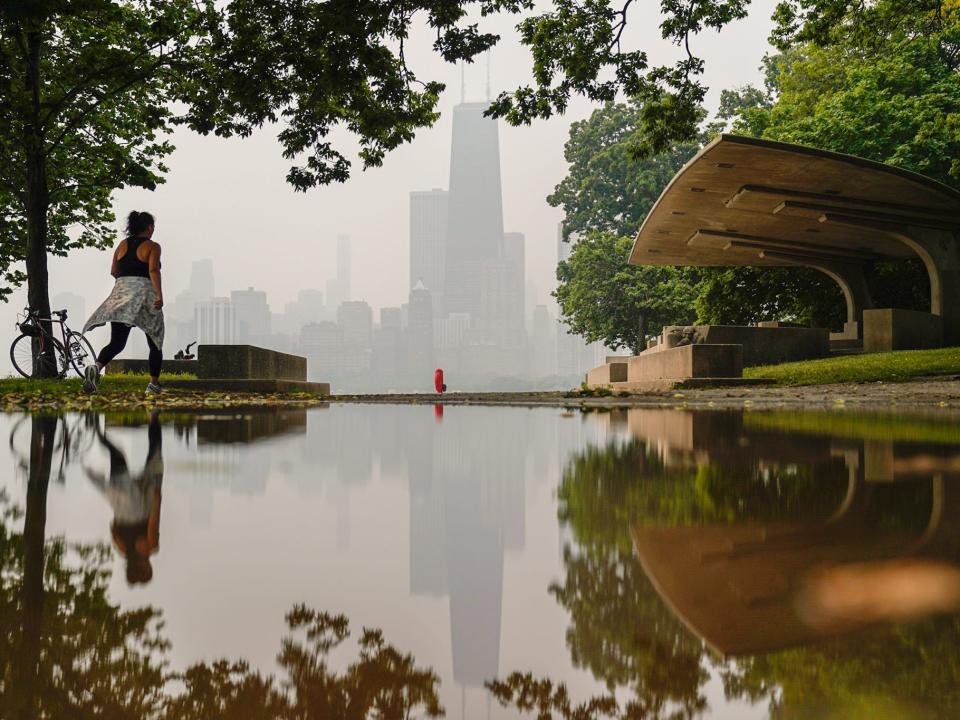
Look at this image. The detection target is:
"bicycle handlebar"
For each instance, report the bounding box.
[23,307,67,321]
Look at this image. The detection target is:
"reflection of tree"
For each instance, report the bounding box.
[0,417,443,719]
[548,439,852,717]
[722,617,960,719]
[166,607,444,720]
[0,415,169,720]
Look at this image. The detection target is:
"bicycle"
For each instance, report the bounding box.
[8,412,98,483]
[10,307,97,379]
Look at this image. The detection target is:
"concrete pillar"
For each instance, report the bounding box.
[810,263,874,339]
[891,227,960,346]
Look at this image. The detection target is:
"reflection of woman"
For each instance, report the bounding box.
[86,413,163,585]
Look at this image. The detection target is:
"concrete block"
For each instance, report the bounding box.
[627,344,742,382]
[863,309,943,353]
[198,345,307,381]
[586,361,628,386]
[661,325,829,366]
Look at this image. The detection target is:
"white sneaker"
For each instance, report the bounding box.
[146,382,162,395]
[82,365,100,394]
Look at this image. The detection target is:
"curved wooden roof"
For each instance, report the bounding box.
[630,135,960,268]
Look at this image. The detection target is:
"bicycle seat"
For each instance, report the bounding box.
[53,309,67,319]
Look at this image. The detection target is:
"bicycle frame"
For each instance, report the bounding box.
[21,308,78,377]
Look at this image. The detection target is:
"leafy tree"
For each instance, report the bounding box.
[555,232,699,353]
[549,102,701,241]
[548,101,703,352]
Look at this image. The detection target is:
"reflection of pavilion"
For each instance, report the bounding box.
[620,409,960,656]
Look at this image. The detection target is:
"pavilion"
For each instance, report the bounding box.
[632,134,960,349]
[585,135,960,388]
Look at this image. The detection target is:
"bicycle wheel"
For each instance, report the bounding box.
[67,331,97,376]
[10,334,62,378]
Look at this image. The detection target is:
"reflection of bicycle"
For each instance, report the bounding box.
[8,413,98,483]
[10,307,96,378]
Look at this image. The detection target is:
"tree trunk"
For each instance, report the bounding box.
[15,415,56,720]
[24,27,55,378]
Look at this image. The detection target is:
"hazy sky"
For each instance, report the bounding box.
[4,0,778,357]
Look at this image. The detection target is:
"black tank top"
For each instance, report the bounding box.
[116,237,152,278]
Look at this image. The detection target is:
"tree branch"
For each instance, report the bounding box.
[44,57,173,155]
[40,35,185,130]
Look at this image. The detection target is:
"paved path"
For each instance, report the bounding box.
[331,376,960,411]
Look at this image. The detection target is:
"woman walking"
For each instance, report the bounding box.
[83,210,164,394]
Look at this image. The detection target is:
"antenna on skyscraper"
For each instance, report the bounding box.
[485,50,491,101]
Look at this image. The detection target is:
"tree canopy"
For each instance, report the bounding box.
[551,1,954,344]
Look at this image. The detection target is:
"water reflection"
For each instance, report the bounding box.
[86,412,163,585]
[0,491,443,718]
[549,408,960,718]
[5,406,960,718]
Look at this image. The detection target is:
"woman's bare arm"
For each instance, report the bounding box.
[149,243,163,309]
[110,241,124,278]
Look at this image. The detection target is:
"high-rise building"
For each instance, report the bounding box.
[373,307,405,377]
[532,304,556,376]
[196,298,238,345]
[325,236,352,313]
[380,306,403,330]
[407,280,434,377]
[435,312,471,350]
[337,301,373,350]
[300,321,340,376]
[444,102,504,320]
[337,233,351,303]
[230,286,271,345]
[325,277,345,316]
[410,189,448,306]
[190,259,215,301]
[279,289,324,334]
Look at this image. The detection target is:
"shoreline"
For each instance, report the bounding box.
[2,375,960,412]
[330,376,960,411]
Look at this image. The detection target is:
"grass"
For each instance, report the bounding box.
[0,372,326,412]
[745,410,960,444]
[743,346,960,386]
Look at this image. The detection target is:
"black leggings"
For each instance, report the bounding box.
[97,323,162,378]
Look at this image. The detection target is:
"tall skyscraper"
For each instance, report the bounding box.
[409,189,448,305]
[532,304,556,376]
[326,235,352,311]
[337,233,351,303]
[444,102,504,319]
[230,286,271,345]
[189,259,215,301]
[407,280,434,378]
[300,321,341,376]
[196,298,238,345]
[337,300,373,350]
[502,231,526,346]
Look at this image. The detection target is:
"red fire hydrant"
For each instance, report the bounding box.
[434,368,446,394]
